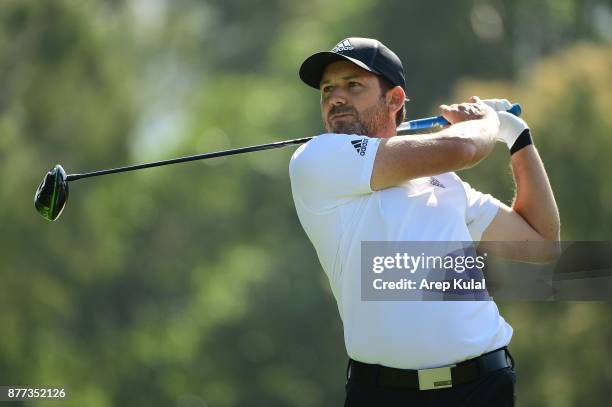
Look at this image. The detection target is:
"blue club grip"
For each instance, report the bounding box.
[398,103,522,132]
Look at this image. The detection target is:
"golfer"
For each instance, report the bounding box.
[289,37,560,406]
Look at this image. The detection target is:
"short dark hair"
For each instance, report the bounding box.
[377,76,406,127]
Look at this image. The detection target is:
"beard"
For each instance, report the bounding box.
[327,98,389,135]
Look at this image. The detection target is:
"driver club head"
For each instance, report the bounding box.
[34,164,69,221]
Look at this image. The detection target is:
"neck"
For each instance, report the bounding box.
[368,122,398,138]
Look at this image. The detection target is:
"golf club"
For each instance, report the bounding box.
[34,103,522,221]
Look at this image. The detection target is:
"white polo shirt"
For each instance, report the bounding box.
[289,133,513,370]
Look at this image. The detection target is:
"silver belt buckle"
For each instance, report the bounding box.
[418,365,454,390]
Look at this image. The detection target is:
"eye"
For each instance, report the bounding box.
[322,85,333,94]
[349,81,362,88]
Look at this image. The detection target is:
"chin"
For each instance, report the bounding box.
[332,123,357,135]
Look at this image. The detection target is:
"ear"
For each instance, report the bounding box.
[387,86,405,115]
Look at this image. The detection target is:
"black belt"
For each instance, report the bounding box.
[347,347,514,391]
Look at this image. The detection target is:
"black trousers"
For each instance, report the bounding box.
[344,362,516,407]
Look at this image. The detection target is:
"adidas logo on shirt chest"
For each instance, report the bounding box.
[429,177,445,188]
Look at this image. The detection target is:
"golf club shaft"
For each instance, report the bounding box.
[66,137,311,181]
[66,103,521,182]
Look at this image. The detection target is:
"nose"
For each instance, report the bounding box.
[330,97,347,107]
[327,88,348,107]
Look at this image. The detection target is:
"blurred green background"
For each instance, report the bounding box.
[1,0,611,406]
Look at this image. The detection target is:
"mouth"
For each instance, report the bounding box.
[330,113,353,121]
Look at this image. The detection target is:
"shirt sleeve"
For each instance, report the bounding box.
[289,133,380,212]
[461,181,502,241]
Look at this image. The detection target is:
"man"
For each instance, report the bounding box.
[289,37,560,406]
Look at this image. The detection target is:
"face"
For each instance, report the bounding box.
[320,60,393,137]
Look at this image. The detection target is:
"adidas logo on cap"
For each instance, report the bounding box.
[331,39,354,53]
[351,138,368,156]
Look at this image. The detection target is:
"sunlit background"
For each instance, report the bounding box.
[1,0,611,406]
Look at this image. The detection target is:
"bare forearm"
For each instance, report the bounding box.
[511,145,560,240]
[437,116,497,166]
[370,99,499,190]
[371,117,497,190]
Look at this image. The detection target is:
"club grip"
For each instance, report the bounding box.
[398,103,522,132]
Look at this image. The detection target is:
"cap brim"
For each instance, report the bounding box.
[299,51,380,90]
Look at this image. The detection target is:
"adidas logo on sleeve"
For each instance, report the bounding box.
[351,138,368,156]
